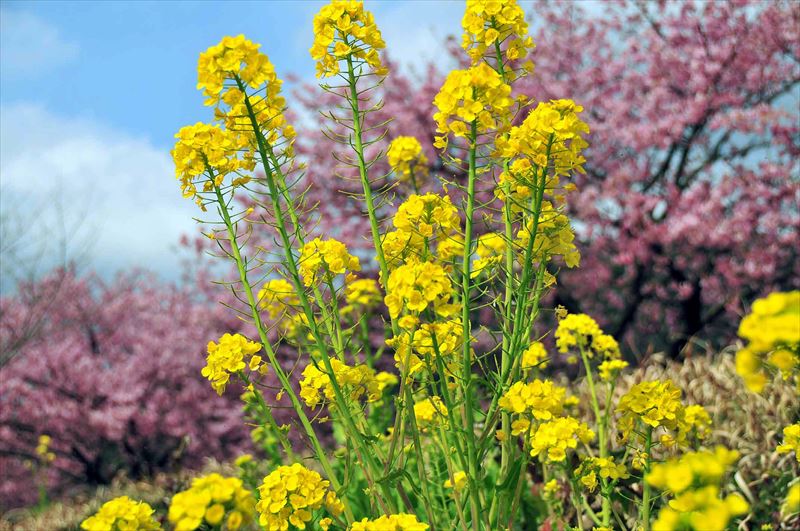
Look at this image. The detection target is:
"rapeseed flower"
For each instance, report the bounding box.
[298,237,360,287]
[529,416,594,462]
[433,63,513,149]
[462,0,535,73]
[168,473,256,531]
[202,333,262,395]
[81,496,160,531]
[256,463,344,531]
[310,0,387,78]
[777,423,800,462]
[387,136,429,185]
[299,358,395,409]
[351,513,429,530]
[735,291,799,393]
[414,396,448,429]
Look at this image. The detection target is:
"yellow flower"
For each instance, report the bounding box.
[171,122,255,205]
[197,35,277,104]
[575,457,629,492]
[298,237,360,287]
[616,379,687,443]
[521,341,549,370]
[168,473,256,531]
[777,423,800,462]
[299,358,395,409]
[443,471,468,492]
[256,463,344,531]
[392,193,461,240]
[257,278,299,320]
[384,261,453,319]
[201,333,262,395]
[498,379,566,420]
[529,416,594,463]
[433,63,513,149]
[341,277,382,316]
[783,482,800,518]
[351,513,429,530]
[555,313,604,355]
[461,0,534,76]
[310,0,387,78]
[515,202,580,270]
[387,136,429,185]
[648,448,748,531]
[414,396,448,429]
[735,291,799,393]
[598,359,628,382]
[471,232,506,278]
[81,496,160,531]
[496,100,589,211]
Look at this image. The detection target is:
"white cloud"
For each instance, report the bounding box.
[0,9,79,78]
[0,103,200,286]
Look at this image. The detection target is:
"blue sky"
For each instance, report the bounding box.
[0,0,465,290]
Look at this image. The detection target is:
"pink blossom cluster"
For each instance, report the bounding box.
[0,270,256,509]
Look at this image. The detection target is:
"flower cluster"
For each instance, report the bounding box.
[387,318,465,377]
[778,423,800,462]
[433,63,513,148]
[521,341,549,370]
[81,496,160,531]
[387,136,429,185]
[498,379,565,420]
[351,514,429,530]
[616,379,684,436]
[735,290,799,393]
[461,0,535,72]
[384,261,453,319]
[257,278,300,320]
[197,34,278,105]
[529,416,594,462]
[471,232,506,278]
[392,193,461,241]
[597,359,629,382]
[34,434,55,463]
[342,278,382,316]
[257,464,344,531]
[575,457,629,492]
[298,237,360,287]
[444,471,468,492]
[496,99,590,185]
[299,358,395,409]
[616,379,711,447]
[168,473,256,531]
[310,0,387,78]
[202,333,263,395]
[414,396,449,429]
[514,202,581,270]
[555,313,619,359]
[197,36,293,153]
[171,123,255,205]
[646,447,748,531]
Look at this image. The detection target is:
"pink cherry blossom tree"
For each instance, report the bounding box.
[0,270,256,509]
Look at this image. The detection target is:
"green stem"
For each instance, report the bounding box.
[578,345,610,526]
[239,371,296,462]
[209,183,354,523]
[460,119,484,530]
[641,426,653,531]
[234,80,396,511]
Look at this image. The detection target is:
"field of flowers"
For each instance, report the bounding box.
[1,1,798,530]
